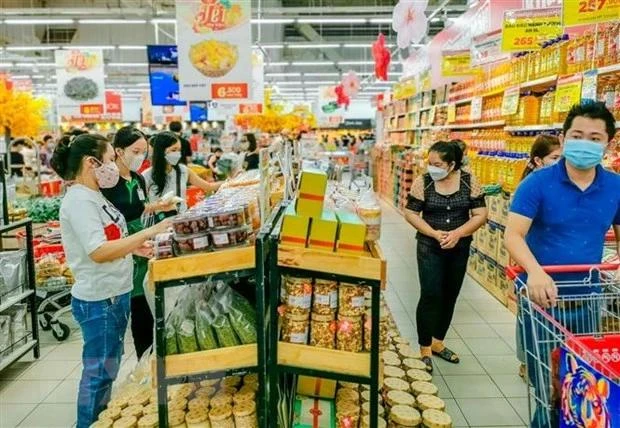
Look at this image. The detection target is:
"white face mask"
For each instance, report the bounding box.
[119,150,145,172]
[165,152,182,166]
[427,165,450,181]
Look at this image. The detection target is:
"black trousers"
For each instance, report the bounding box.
[130,295,154,360]
[416,240,470,347]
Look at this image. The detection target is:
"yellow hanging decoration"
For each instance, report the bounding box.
[0,82,49,138]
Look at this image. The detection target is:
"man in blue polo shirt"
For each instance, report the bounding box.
[505,102,620,427]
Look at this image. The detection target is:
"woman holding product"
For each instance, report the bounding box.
[101,126,177,359]
[142,131,222,216]
[405,140,488,373]
[51,133,170,428]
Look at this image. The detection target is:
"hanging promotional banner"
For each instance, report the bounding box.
[554,73,583,113]
[176,0,252,101]
[563,0,620,27]
[105,91,123,121]
[441,50,474,77]
[393,80,416,100]
[55,49,106,122]
[471,30,510,66]
[501,8,562,52]
[316,86,343,128]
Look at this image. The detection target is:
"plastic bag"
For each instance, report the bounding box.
[227,291,257,344]
[0,250,26,296]
[195,300,218,351]
[0,315,12,356]
[8,304,28,347]
[211,300,240,348]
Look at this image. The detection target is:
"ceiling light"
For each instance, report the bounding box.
[118,45,147,50]
[11,75,31,80]
[290,61,335,66]
[259,44,285,49]
[288,43,340,49]
[6,46,59,51]
[150,18,175,24]
[269,62,290,66]
[338,61,374,65]
[64,45,115,50]
[31,75,45,78]
[15,62,55,67]
[304,72,340,76]
[303,80,338,84]
[266,72,301,77]
[369,18,392,24]
[4,18,75,24]
[252,18,295,24]
[274,81,303,85]
[79,19,147,24]
[431,17,442,23]
[343,43,372,48]
[108,62,148,67]
[297,18,366,24]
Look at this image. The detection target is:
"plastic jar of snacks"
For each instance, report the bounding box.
[416,394,446,412]
[386,390,416,409]
[406,369,432,383]
[168,410,187,428]
[383,365,406,380]
[233,400,258,428]
[121,405,144,419]
[338,381,360,391]
[312,279,338,314]
[336,315,363,353]
[210,393,233,408]
[136,414,158,428]
[112,416,137,428]
[363,308,389,351]
[398,345,420,360]
[234,387,256,404]
[360,390,382,404]
[188,397,210,413]
[401,358,427,372]
[168,398,188,412]
[284,276,312,314]
[410,381,438,397]
[99,407,122,421]
[357,206,382,242]
[185,409,209,428]
[361,402,385,419]
[209,405,235,428]
[382,377,410,399]
[195,386,217,399]
[91,419,114,428]
[338,283,366,316]
[362,415,387,428]
[389,405,421,427]
[421,409,452,428]
[310,312,336,349]
[281,312,309,344]
[335,401,360,428]
[336,387,360,405]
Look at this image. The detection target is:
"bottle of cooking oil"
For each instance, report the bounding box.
[596,26,608,68]
[606,23,619,66]
[603,82,615,110]
[574,34,586,73]
[529,50,539,81]
[584,31,595,71]
[557,34,570,75]
[522,92,541,125]
[539,87,555,125]
[566,37,577,74]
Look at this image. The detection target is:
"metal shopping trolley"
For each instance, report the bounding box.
[507,264,620,428]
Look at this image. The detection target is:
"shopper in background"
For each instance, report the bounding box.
[168,121,193,165]
[40,134,55,169]
[9,139,26,177]
[189,128,202,153]
[505,102,620,427]
[142,131,221,216]
[207,147,224,177]
[101,126,176,359]
[405,140,488,373]
[520,134,562,180]
[243,133,259,171]
[51,133,170,428]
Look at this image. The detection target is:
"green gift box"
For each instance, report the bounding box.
[292,395,336,428]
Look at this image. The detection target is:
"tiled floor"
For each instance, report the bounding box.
[0,202,530,427]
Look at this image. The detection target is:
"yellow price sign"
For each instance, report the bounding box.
[447,104,456,123]
[563,0,620,27]
[554,73,583,113]
[441,51,473,77]
[501,8,562,52]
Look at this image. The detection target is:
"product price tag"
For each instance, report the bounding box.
[554,73,583,113]
[501,8,562,52]
[447,104,456,123]
[428,106,436,125]
[441,50,474,77]
[581,69,598,103]
[563,0,620,27]
[501,86,520,116]
[470,97,483,121]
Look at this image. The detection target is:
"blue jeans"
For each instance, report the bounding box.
[72,293,130,428]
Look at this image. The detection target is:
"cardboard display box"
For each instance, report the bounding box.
[281,204,311,247]
[296,169,328,218]
[335,211,367,255]
[308,210,338,252]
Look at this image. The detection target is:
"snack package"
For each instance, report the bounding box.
[8,303,28,347]
[0,250,27,296]
[195,300,219,351]
[0,315,11,356]
[227,291,257,344]
[357,190,382,242]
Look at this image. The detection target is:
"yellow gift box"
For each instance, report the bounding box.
[296,376,337,399]
[281,204,310,247]
[336,211,367,255]
[308,209,338,252]
[296,169,327,218]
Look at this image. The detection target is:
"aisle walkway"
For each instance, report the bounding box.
[380,202,528,428]
[0,202,529,427]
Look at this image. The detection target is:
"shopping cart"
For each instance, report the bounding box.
[507,264,620,428]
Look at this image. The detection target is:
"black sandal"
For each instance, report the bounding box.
[421,356,433,373]
[432,347,460,364]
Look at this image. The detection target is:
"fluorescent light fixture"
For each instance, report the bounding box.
[6,45,59,51]
[304,72,340,76]
[369,18,392,24]
[15,62,55,67]
[108,62,148,67]
[66,45,115,50]
[118,45,147,50]
[11,75,31,80]
[126,88,148,92]
[269,62,290,66]
[274,81,303,85]
[303,80,338,84]
[338,61,374,65]
[288,43,340,49]
[343,43,372,48]
[290,61,335,66]
[150,18,175,24]
[31,75,46,78]
[297,18,367,23]
[4,18,74,24]
[79,19,147,24]
[266,72,301,77]
[252,18,295,24]
[259,44,285,49]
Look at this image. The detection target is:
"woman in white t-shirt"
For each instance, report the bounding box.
[142,131,221,216]
[50,133,170,428]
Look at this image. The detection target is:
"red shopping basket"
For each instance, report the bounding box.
[40,179,62,197]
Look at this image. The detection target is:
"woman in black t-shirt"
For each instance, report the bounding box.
[101,126,176,358]
[404,141,488,373]
[242,133,259,171]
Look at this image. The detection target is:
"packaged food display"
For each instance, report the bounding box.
[335,401,360,428]
[120,405,143,419]
[357,193,382,242]
[205,207,246,229]
[185,409,209,428]
[416,394,446,412]
[338,283,366,316]
[281,312,309,344]
[112,416,138,428]
[336,387,360,405]
[174,232,210,254]
[402,358,426,372]
[188,397,210,413]
[209,225,251,249]
[312,279,338,314]
[283,275,312,314]
[410,381,438,397]
[383,365,406,379]
[211,392,233,408]
[209,404,235,428]
[406,369,432,383]
[364,307,390,351]
[361,415,387,428]
[309,312,336,349]
[233,400,258,428]
[168,410,187,428]
[91,419,114,428]
[336,314,363,353]
[172,212,209,235]
[136,414,158,428]
[422,409,452,428]
[361,401,385,418]
[389,404,421,427]
[168,397,188,412]
[154,232,175,259]
[386,390,416,408]
[382,354,401,368]
[212,313,240,348]
[382,377,410,396]
[99,407,122,421]
[397,345,420,360]
[360,390,382,404]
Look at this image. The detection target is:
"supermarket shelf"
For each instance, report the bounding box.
[0,289,34,313]
[277,342,370,379]
[519,75,557,90]
[598,63,620,75]
[481,87,506,98]
[148,245,255,285]
[155,344,258,378]
[0,340,37,373]
[504,124,563,132]
[449,120,505,130]
[452,96,474,105]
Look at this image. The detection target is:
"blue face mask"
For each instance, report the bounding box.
[562,139,605,170]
